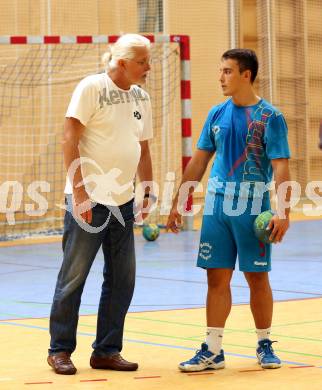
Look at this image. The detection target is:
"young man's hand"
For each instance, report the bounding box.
[267,215,290,243]
[166,202,182,233]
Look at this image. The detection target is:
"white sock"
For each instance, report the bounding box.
[206,327,224,355]
[256,328,271,342]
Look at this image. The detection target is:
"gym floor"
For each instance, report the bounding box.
[0,219,321,389]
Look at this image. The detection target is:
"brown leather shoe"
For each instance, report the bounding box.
[90,353,138,371]
[47,352,77,375]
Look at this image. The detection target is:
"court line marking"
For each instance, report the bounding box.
[25,381,53,385]
[126,314,322,329]
[75,321,322,344]
[1,313,322,346]
[0,321,321,368]
[134,376,161,379]
[1,297,322,322]
[1,318,322,359]
[239,369,264,372]
[3,315,321,349]
[14,301,205,307]
[136,275,322,297]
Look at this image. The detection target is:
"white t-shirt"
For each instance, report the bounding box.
[64,73,153,206]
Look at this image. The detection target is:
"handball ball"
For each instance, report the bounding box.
[253,210,274,244]
[142,224,160,241]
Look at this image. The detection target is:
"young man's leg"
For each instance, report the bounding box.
[206,268,233,351]
[244,271,281,368]
[178,194,237,372]
[178,268,233,372]
[244,271,272,330]
[228,195,281,368]
[207,268,234,327]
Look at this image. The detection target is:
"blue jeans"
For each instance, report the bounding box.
[49,196,136,357]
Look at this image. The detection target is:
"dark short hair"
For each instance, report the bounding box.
[222,48,258,83]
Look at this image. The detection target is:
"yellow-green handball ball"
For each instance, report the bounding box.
[142,224,160,241]
[253,210,274,244]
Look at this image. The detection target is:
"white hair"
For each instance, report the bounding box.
[102,33,151,71]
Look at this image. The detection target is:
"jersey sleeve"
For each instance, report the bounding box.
[140,96,153,141]
[65,77,97,126]
[264,112,291,159]
[197,107,216,152]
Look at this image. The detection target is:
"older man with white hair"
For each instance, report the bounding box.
[47,34,154,375]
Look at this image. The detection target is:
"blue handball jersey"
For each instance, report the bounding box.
[197,98,291,199]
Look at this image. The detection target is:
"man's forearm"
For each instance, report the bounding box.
[62,118,85,192]
[273,160,292,218]
[137,153,153,183]
[137,145,153,196]
[63,144,83,191]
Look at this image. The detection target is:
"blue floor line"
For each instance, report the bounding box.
[1,320,320,368]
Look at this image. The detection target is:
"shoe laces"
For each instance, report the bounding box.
[260,340,278,358]
[190,344,209,363]
[56,354,72,365]
[111,353,129,363]
[115,354,125,362]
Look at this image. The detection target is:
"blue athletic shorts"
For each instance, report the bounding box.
[197,194,272,272]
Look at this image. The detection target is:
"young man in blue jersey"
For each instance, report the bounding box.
[167,49,291,371]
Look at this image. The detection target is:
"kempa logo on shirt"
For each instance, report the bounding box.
[134,111,142,120]
[99,87,149,109]
[254,261,268,266]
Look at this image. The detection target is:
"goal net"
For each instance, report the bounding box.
[0,35,190,240]
[256,0,322,215]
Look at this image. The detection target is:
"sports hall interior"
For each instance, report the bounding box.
[0,1,321,389]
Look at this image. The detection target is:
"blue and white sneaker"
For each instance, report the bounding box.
[178,343,225,372]
[256,339,281,368]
